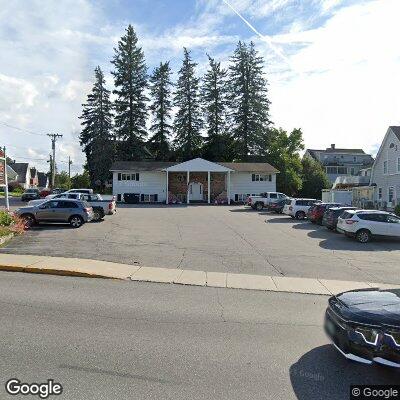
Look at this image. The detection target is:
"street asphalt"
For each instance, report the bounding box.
[1,200,399,283]
[0,272,398,400]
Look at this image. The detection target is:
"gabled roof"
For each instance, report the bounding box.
[110,159,279,173]
[305,148,366,155]
[389,126,400,141]
[9,162,29,177]
[165,158,234,172]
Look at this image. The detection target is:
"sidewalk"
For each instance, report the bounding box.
[0,253,398,296]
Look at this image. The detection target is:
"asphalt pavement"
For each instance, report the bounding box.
[0,272,397,400]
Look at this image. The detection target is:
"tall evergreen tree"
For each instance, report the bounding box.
[201,55,232,161]
[148,61,173,160]
[79,66,114,188]
[229,41,272,160]
[111,24,148,160]
[173,48,203,160]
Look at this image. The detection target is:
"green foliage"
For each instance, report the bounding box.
[54,171,70,189]
[299,156,331,199]
[229,41,272,160]
[148,61,173,160]
[173,48,203,160]
[394,204,400,216]
[0,211,14,226]
[8,182,23,193]
[80,66,115,187]
[111,24,148,160]
[71,171,91,189]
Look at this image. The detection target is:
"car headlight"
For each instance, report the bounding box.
[355,327,379,345]
[385,331,400,347]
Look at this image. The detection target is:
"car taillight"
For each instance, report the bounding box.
[108,202,113,210]
[345,219,357,224]
[85,207,92,213]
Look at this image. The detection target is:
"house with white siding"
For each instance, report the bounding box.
[110,158,278,204]
[370,126,400,210]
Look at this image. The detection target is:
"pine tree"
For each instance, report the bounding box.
[228,41,272,160]
[173,48,203,160]
[201,55,232,161]
[111,24,148,160]
[79,66,114,188]
[148,62,173,160]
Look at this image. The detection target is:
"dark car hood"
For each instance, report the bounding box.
[332,289,400,327]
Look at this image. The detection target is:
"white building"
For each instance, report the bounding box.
[110,158,278,204]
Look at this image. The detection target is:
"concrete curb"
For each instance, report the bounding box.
[0,233,14,246]
[1,253,399,296]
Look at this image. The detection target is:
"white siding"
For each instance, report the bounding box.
[229,172,276,200]
[113,171,167,202]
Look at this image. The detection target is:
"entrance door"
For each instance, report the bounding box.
[189,182,203,201]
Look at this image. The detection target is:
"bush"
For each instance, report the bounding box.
[0,211,14,226]
[395,204,400,217]
[8,182,23,193]
[0,211,26,235]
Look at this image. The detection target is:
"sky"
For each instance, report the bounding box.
[1,0,400,174]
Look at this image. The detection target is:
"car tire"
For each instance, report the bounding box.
[256,202,263,211]
[356,229,371,243]
[20,213,36,228]
[295,211,306,220]
[69,215,84,228]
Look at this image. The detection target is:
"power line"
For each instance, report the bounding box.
[0,121,47,137]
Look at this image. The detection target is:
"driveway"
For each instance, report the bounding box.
[1,204,399,283]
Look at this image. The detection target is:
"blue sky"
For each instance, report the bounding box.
[1,0,400,173]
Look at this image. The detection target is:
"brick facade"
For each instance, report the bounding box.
[168,172,226,202]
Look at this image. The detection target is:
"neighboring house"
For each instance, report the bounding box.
[37,172,49,190]
[29,167,38,187]
[8,162,30,189]
[370,126,400,210]
[304,144,374,184]
[6,165,18,181]
[110,157,279,204]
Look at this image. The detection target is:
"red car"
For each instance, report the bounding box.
[307,203,342,224]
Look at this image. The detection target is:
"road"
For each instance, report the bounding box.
[0,272,397,400]
[2,203,399,283]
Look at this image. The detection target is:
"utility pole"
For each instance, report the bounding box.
[68,156,73,189]
[47,155,53,187]
[1,147,9,210]
[47,133,63,189]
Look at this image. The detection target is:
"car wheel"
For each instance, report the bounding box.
[93,210,102,221]
[69,215,84,228]
[256,203,263,211]
[21,213,36,228]
[356,229,371,243]
[296,211,306,220]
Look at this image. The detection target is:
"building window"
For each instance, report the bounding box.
[383,161,388,174]
[378,188,382,200]
[388,187,394,203]
[397,157,400,173]
[140,194,158,202]
[235,194,248,202]
[337,167,347,174]
[117,194,121,202]
[118,173,140,181]
[252,174,271,182]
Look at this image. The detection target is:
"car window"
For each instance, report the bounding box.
[269,193,277,199]
[341,211,354,219]
[388,215,400,223]
[43,201,60,209]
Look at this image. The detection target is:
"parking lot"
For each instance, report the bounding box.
[1,201,399,284]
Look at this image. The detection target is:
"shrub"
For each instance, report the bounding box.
[8,182,23,193]
[395,204,400,217]
[0,211,26,235]
[0,211,14,226]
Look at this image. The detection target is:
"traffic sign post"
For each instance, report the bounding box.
[0,147,10,210]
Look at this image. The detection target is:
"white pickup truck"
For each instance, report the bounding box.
[29,193,116,220]
[247,192,288,211]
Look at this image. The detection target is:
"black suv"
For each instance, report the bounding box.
[21,188,41,202]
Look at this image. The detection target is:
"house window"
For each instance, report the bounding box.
[252,174,271,182]
[235,194,247,202]
[388,187,394,203]
[397,157,400,173]
[119,173,140,181]
[384,161,388,174]
[337,167,347,174]
[117,194,122,202]
[378,188,382,200]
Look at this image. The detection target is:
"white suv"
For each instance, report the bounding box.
[337,210,400,243]
[283,198,318,220]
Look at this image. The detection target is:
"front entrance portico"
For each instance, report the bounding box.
[164,158,234,205]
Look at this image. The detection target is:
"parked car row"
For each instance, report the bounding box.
[15,188,116,228]
[246,194,400,243]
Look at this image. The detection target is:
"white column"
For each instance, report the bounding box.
[207,171,211,204]
[166,170,169,204]
[187,170,190,204]
[227,171,231,205]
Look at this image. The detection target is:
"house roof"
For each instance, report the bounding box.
[165,158,234,172]
[37,172,48,187]
[389,126,400,141]
[9,162,29,176]
[110,159,279,173]
[306,148,366,155]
